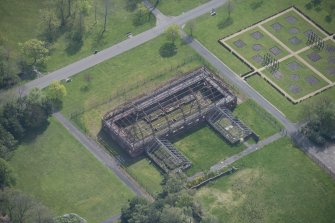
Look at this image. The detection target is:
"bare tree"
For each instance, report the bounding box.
[102,0,109,35]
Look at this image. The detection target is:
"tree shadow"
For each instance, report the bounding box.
[159,42,177,58]
[21,120,50,144]
[250,0,264,10]
[65,39,83,55]
[217,17,233,29]
[97,130,144,167]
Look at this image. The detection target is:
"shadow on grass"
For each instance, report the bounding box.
[66,39,83,55]
[21,121,50,145]
[217,17,234,29]
[97,130,144,167]
[159,42,177,58]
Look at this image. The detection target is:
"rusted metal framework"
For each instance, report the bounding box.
[102,66,237,158]
[207,107,253,144]
[146,137,191,173]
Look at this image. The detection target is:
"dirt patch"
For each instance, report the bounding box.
[271,22,282,31]
[252,44,263,51]
[287,61,301,71]
[286,15,297,24]
[234,39,246,48]
[305,75,319,85]
[250,31,264,40]
[290,36,301,45]
[289,84,301,94]
[288,27,300,34]
[307,52,321,62]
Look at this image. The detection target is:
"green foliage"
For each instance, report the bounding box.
[20,39,49,66]
[165,24,180,43]
[250,1,264,10]
[0,45,19,89]
[40,6,60,42]
[0,124,17,159]
[46,80,67,104]
[133,3,151,27]
[301,97,335,145]
[126,0,143,12]
[325,14,332,23]
[0,88,52,159]
[54,213,87,223]
[0,158,16,189]
[121,173,208,223]
[0,188,54,223]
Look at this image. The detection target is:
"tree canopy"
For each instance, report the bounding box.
[165,24,180,43]
[301,97,335,145]
[0,158,16,189]
[20,39,49,66]
[121,173,215,223]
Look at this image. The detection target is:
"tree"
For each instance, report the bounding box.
[40,6,60,42]
[121,173,203,223]
[46,81,67,103]
[165,24,180,43]
[20,39,49,66]
[0,124,17,159]
[301,97,335,145]
[0,188,54,223]
[102,0,109,35]
[0,159,16,189]
[0,46,19,89]
[160,206,186,223]
[227,0,234,18]
[188,20,196,37]
[133,3,150,26]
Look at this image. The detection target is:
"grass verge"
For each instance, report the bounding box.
[9,117,134,223]
[196,138,335,222]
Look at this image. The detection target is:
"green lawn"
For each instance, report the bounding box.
[187,0,335,75]
[262,57,328,99]
[63,35,204,133]
[299,39,335,82]
[233,99,282,139]
[196,138,335,223]
[148,0,210,16]
[173,126,245,176]
[262,10,326,52]
[225,27,289,69]
[9,118,134,223]
[127,158,163,196]
[0,0,155,72]
[247,74,335,122]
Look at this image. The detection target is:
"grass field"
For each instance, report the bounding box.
[63,35,204,132]
[186,0,335,75]
[247,74,335,122]
[148,0,210,16]
[173,126,245,176]
[233,100,282,139]
[126,158,163,196]
[9,118,134,223]
[300,39,335,82]
[262,57,328,99]
[225,27,289,69]
[0,0,155,72]
[196,138,335,223]
[262,10,327,52]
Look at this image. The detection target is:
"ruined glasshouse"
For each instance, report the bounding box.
[103,67,253,172]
